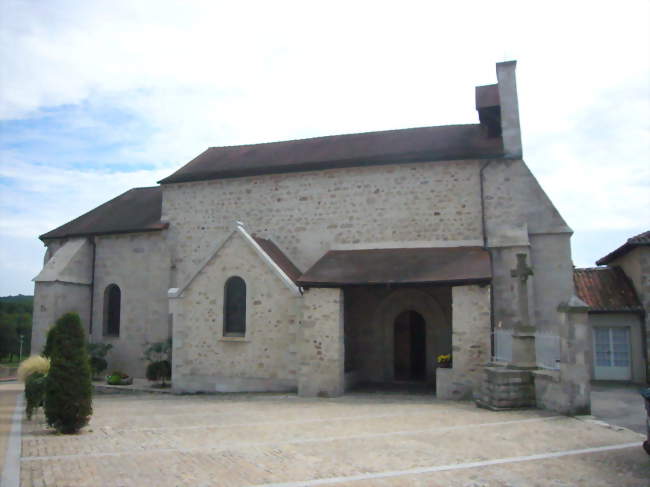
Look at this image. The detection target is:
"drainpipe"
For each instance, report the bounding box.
[480,160,497,359]
[88,236,96,339]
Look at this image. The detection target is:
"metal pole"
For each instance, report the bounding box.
[18,334,24,361]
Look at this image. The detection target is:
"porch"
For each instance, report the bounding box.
[296,246,493,399]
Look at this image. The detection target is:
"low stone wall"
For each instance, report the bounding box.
[0,366,18,379]
[173,375,296,394]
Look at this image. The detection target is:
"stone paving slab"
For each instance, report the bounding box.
[19,393,649,487]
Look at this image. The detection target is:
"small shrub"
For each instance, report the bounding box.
[44,312,93,434]
[41,325,55,358]
[25,372,47,420]
[146,360,171,386]
[142,338,172,363]
[90,357,108,378]
[17,355,50,382]
[88,343,112,378]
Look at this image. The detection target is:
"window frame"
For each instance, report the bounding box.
[223,276,247,337]
[103,283,122,337]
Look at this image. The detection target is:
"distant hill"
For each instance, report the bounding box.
[0,295,34,314]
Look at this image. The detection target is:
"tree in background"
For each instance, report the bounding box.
[0,295,33,362]
[44,312,92,434]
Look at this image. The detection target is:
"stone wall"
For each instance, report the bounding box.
[162,159,484,286]
[171,231,301,393]
[437,285,491,400]
[484,159,574,338]
[298,288,344,397]
[32,238,93,355]
[611,247,650,379]
[90,231,171,378]
[32,281,91,355]
[535,300,591,415]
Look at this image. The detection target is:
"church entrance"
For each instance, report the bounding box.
[342,286,451,391]
[393,310,426,381]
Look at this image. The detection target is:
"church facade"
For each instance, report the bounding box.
[31,62,591,413]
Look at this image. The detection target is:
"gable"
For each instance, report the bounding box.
[170,224,301,298]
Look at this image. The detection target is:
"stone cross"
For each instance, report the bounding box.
[511,253,533,283]
[511,253,533,330]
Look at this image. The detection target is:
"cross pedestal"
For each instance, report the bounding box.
[476,253,537,410]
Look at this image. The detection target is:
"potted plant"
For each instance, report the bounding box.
[106,370,133,385]
[437,354,452,369]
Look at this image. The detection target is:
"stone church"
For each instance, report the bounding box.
[31,62,591,414]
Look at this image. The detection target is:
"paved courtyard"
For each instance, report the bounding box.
[16,391,650,487]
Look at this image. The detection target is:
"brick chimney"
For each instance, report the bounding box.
[475,60,523,158]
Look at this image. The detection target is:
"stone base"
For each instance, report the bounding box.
[476,366,535,409]
[533,369,591,415]
[436,368,475,401]
[172,375,297,394]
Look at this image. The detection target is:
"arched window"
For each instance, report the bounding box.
[103,284,121,336]
[224,276,246,336]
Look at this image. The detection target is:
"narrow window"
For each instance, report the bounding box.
[103,284,121,336]
[224,276,246,336]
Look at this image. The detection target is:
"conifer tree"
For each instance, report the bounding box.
[44,312,92,433]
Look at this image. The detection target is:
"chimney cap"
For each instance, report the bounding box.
[496,59,517,69]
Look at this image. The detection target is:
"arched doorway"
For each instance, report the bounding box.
[393,310,426,381]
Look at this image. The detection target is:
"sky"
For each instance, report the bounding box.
[0,0,648,296]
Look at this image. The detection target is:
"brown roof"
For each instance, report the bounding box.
[596,230,650,265]
[252,236,302,283]
[158,124,504,184]
[40,187,166,240]
[297,247,491,287]
[573,267,642,312]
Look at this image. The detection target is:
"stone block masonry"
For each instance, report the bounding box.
[171,231,300,393]
[298,288,344,397]
[162,160,484,286]
[436,285,491,400]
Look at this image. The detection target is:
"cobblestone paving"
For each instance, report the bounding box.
[20,393,650,486]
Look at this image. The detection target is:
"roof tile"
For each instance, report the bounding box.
[159,124,503,184]
[40,187,165,240]
[573,267,642,312]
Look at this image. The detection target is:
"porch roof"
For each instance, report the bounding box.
[297,246,491,287]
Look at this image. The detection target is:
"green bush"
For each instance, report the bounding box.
[89,357,108,377]
[44,312,92,434]
[146,360,171,386]
[25,372,47,420]
[42,325,55,358]
[87,343,112,378]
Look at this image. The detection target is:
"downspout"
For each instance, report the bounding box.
[88,236,96,339]
[480,160,496,359]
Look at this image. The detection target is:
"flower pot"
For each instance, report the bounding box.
[106,375,133,386]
